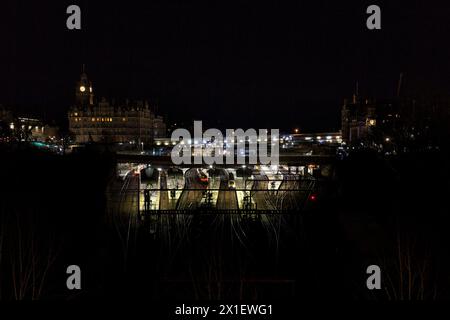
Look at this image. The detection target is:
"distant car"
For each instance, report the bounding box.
[228,180,235,189]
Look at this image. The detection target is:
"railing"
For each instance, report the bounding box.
[115,153,336,165]
[142,209,306,215]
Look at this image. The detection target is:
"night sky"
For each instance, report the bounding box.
[2,0,450,132]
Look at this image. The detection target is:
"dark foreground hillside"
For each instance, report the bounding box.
[0,144,449,300]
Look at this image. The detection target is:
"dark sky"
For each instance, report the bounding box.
[2,0,450,132]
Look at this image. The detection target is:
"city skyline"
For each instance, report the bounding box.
[3,1,450,132]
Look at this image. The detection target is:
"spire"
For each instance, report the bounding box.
[352,81,359,104]
[80,64,88,81]
[397,72,403,97]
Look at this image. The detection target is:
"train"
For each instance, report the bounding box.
[228,172,235,189]
[197,169,209,185]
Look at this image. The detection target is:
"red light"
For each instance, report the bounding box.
[309,194,317,201]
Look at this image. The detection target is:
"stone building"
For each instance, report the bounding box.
[341,93,450,151]
[0,106,59,142]
[341,95,377,144]
[68,69,166,145]
[153,115,167,139]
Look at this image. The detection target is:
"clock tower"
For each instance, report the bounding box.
[75,64,94,107]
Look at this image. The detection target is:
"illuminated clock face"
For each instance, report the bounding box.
[80,86,86,92]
